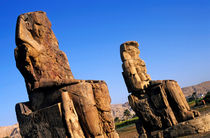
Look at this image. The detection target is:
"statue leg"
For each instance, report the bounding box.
[135,119,148,138]
[128,94,163,135]
[61,88,85,138]
[68,81,119,138]
[163,80,200,122]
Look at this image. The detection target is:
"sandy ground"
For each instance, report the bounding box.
[116,124,138,138]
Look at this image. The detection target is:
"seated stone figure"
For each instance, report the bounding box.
[120,41,199,137]
[120,41,151,92]
[15,11,118,138]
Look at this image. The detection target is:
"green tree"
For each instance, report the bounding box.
[192,92,197,101]
[114,117,120,122]
[204,91,210,103]
[123,109,131,120]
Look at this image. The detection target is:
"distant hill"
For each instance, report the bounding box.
[111,81,210,120]
[0,123,20,138]
[111,102,135,120]
[182,81,210,97]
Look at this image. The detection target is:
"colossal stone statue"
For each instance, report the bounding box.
[120,41,200,137]
[15,11,118,138]
[15,11,75,111]
[120,41,151,92]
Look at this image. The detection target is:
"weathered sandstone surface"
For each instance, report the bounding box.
[151,114,210,138]
[15,11,118,138]
[120,41,202,138]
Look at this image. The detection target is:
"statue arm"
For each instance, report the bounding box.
[32,79,105,91]
[123,60,145,91]
[33,78,81,90]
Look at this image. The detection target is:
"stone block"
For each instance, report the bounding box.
[16,102,67,138]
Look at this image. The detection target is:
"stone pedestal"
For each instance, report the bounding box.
[151,114,210,138]
[16,102,67,138]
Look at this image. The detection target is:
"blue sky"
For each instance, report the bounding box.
[0,0,209,126]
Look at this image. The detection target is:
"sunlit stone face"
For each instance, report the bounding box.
[125,45,140,60]
[120,41,140,61]
[15,11,74,92]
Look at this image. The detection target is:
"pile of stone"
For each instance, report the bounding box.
[15,11,119,138]
[120,41,210,138]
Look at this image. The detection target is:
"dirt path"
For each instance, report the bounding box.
[116,124,138,138]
